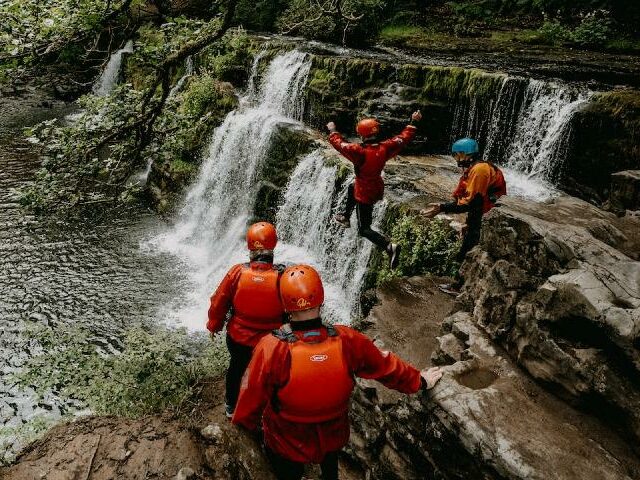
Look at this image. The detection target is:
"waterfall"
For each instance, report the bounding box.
[452,76,592,201]
[275,152,383,322]
[169,56,194,98]
[154,51,314,330]
[92,40,134,96]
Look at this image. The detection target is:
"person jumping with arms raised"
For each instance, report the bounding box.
[327,111,422,269]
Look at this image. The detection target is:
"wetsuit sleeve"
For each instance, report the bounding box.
[206,264,243,333]
[328,132,365,167]
[379,125,418,159]
[232,336,283,430]
[338,326,422,394]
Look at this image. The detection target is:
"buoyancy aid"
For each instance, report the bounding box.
[273,325,355,423]
[483,163,507,213]
[232,263,284,331]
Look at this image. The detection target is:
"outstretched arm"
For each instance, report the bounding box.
[379,111,421,158]
[206,264,243,333]
[327,122,365,166]
[338,326,441,394]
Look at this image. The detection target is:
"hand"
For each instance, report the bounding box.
[326,121,337,133]
[421,203,441,219]
[209,331,216,341]
[421,366,443,390]
[411,110,422,122]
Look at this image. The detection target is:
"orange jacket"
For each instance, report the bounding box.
[232,321,422,463]
[207,262,285,347]
[329,125,417,205]
[449,162,506,214]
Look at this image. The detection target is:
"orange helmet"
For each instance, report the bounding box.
[280,264,324,312]
[246,222,277,251]
[356,118,380,138]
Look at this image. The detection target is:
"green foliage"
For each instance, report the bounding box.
[376,212,460,285]
[536,19,571,44]
[307,68,338,94]
[571,12,614,47]
[0,0,139,67]
[379,25,428,44]
[201,29,254,82]
[16,325,229,417]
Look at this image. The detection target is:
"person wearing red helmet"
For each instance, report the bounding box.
[207,222,286,418]
[233,264,442,480]
[327,111,422,270]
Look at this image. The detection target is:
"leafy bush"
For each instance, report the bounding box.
[16,326,229,417]
[536,19,571,44]
[571,11,614,47]
[376,212,460,285]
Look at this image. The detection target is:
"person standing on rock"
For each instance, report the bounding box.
[327,111,422,270]
[207,222,286,419]
[232,264,442,480]
[423,138,506,294]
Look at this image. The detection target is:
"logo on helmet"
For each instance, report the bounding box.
[310,354,328,362]
[253,240,264,249]
[252,276,265,282]
[296,298,311,309]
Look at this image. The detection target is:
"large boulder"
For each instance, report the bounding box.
[610,170,640,213]
[459,195,640,448]
[345,279,640,479]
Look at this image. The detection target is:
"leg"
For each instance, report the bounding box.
[320,451,340,480]
[225,334,254,412]
[336,183,356,227]
[452,215,482,288]
[265,447,305,480]
[355,202,389,251]
[343,183,356,219]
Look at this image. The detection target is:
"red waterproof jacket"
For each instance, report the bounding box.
[207,262,285,347]
[329,125,417,205]
[232,321,422,463]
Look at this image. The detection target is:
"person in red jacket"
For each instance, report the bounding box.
[327,111,422,270]
[207,222,286,418]
[233,264,443,480]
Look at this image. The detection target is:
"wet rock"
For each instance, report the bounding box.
[348,289,640,479]
[459,195,640,449]
[609,170,640,213]
[200,423,223,442]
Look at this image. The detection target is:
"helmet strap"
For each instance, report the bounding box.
[250,251,274,263]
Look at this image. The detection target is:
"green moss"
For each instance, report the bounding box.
[308,68,338,94]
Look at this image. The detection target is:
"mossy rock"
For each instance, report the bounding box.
[251,125,315,223]
[561,89,640,202]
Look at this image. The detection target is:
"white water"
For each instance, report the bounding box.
[276,152,383,322]
[502,80,591,182]
[152,51,381,329]
[92,40,134,96]
[455,76,592,201]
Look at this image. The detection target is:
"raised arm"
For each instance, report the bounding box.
[327,121,365,166]
[379,110,421,158]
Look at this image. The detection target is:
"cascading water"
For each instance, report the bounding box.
[154,50,380,329]
[154,51,314,330]
[451,76,592,201]
[275,152,383,321]
[92,40,134,97]
[168,56,194,98]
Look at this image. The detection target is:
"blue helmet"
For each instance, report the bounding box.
[451,138,479,155]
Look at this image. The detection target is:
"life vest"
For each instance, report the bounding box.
[231,263,284,331]
[454,162,507,214]
[484,163,507,214]
[273,325,354,423]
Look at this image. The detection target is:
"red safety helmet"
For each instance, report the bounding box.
[280,264,325,312]
[356,118,380,138]
[246,222,277,251]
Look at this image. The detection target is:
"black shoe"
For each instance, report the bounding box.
[388,243,401,270]
[225,403,234,419]
[438,283,460,296]
[335,214,350,228]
